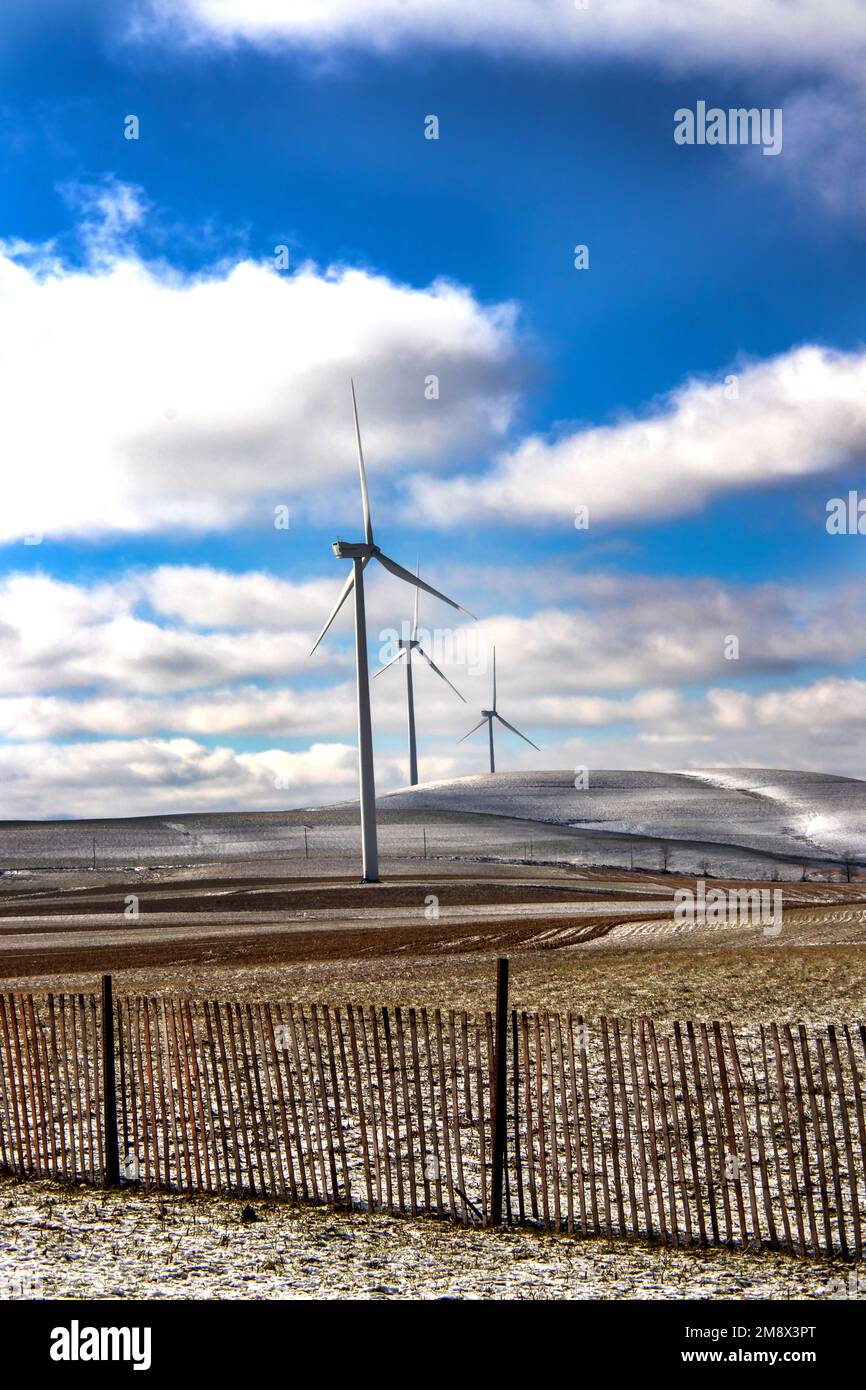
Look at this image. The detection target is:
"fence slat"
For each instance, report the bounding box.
[474,1024,487,1223]
[639,1020,667,1243]
[816,1035,847,1257]
[662,1033,691,1246]
[324,1006,351,1206]
[700,1021,732,1245]
[650,1021,677,1246]
[511,1010,525,1225]
[408,1009,430,1213]
[447,1011,468,1225]
[371,1008,394,1213]
[395,1009,417,1218]
[613,1019,639,1238]
[346,1006,374,1211]
[433,1009,456,1219]
[544,1015,561,1231]
[202,1001,231,1193]
[771,1023,806,1256]
[827,1025,861,1260]
[713,1021,745,1246]
[253,1003,284,1199]
[628,1019,653,1240]
[521,1012,539,1223]
[782,1023,818,1254]
[577,1015,598,1235]
[556,1014,575,1234]
[725,1024,760,1250]
[308,1006,337,1201]
[420,1009,444,1217]
[58,997,77,1180]
[358,1006,383,1209]
[761,1026,793,1251]
[283,1003,317,1201]
[0,996,25,1173]
[533,1013,550,1229]
[797,1026,831,1254]
[843,1024,866,1247]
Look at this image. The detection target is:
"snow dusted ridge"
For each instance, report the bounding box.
[380,769,866,864]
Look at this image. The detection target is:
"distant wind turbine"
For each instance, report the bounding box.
[459,647,539,774]
[310,382,474,882]
[373,561,466,786]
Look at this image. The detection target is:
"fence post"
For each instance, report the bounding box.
[489,957,509,1226]
[101,974,120,1187]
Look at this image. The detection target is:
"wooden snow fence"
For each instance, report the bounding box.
[0,977,863,1259]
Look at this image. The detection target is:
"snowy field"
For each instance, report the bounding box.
[1,768,864,882]
[0,1179,850,1301]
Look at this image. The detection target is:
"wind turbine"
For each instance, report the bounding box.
[310,382,474,882]
[459,647,539,774]
[373,563,467,786]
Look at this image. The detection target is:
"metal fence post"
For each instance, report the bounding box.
[101,974,120,1187]
[489,957,509,1226]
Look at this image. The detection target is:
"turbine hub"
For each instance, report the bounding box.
[481,709,494,718]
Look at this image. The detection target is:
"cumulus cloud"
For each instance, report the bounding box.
[8,668,866,820]
[0,737,369,818]
[0,570,347,696]
[137,1,866,79]
[0,189,519,544]
[707,676,866,731]
[410,345,866,529]
[4,572,866,814]
[451,574,866,705]
[2,565,866,750]
[144,566,336,630]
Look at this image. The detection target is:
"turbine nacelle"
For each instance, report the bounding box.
[332,540,375,559]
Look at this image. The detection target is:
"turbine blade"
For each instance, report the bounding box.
[351,378,374,545]
[492,645,496,712]
[309,564,357,655]
[417,645,466,701]
[412,555,420,640]
[374,551,475,618]
[372,649,406,679]
[458,717,488,744]
[494,711,540,751]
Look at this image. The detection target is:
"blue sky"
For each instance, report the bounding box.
[1,1,866,816]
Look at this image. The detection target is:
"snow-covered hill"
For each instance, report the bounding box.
[381,768,866,865]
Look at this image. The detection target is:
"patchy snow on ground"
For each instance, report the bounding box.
[0,1179,855,1302]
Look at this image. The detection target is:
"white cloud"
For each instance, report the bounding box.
[8,188,866,548]
[410,344,866,528]
[771,83,866,219]
[0,196,519,544]
[0,570,346,695]
[138,1,866,79]
[0,737,367,818]
[144,565,336,630]
[2,565,866,750]
[10,666,866,819]
[708,676,866,731]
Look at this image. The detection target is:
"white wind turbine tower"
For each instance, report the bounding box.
[310,382,474,882]
[459,646,539,774]
[373,562,467,786]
